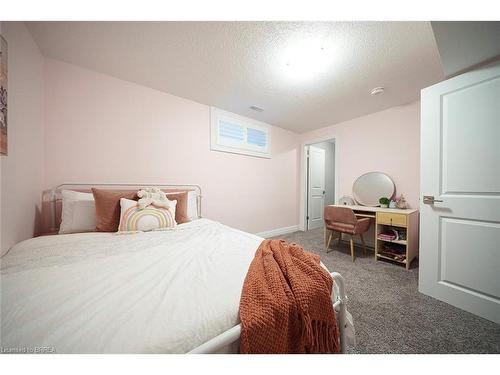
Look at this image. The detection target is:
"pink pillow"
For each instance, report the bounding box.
[92,189,138,232]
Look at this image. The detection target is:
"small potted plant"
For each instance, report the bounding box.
[379,197,390,208]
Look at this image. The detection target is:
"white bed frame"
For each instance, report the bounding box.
[42,183,203,233]
[189,271,348,354]
[44,183,349,354]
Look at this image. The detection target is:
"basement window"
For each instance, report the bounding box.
[210,107,271,158]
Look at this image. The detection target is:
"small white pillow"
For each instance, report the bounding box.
[118,198,177,232]
[187,191,199,220]
[59,190,96,234]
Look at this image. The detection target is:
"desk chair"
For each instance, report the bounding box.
[324,206,372,262]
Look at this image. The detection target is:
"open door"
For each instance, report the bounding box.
[420,64,500,323]
[307,145,326,230]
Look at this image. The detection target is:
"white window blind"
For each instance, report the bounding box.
[210,107,271,158]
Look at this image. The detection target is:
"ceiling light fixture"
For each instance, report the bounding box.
[370,87,385,96]
[281,37,335,82]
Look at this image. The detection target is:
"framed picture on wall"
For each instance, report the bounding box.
[0,35,7,155]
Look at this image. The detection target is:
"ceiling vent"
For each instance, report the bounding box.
[249,106,264,112]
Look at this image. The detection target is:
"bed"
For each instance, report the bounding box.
[0,183,353,354]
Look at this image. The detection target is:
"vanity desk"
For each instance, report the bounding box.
[330,204,419,269]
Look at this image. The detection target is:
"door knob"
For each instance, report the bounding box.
[423,195,443,204]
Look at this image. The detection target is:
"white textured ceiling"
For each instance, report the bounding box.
[26,21,444,133]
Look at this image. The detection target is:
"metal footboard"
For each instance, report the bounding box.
[188,271,348,354]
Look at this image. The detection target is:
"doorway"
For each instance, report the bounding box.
[305,139,336,231]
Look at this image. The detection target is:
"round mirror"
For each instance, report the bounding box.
[352,172,395,206]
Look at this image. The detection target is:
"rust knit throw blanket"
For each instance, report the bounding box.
[239,239,340,354]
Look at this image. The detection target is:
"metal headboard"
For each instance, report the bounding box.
[41,183,202,234]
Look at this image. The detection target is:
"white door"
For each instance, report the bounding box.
[307,145,326,230]
[420,64,500,324]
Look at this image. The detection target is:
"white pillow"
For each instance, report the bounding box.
[59,190,96,234]
[187,191,199,220]
[118,198,177,232]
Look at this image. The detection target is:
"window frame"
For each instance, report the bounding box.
[210,107,272,159]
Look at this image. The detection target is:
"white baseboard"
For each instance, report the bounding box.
[255,225,300,238]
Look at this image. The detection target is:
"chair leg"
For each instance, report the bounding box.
[360,233,366,256]
[350,237,355,262]
[338,232,342,247]
[325,230,333,253]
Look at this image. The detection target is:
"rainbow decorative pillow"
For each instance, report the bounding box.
[118,198,177,232]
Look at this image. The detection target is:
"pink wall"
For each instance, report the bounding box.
[0,36,421,250]
[1,22,45,255]
[300,101,420,228]
[42,58,421,238]
[44,59,300,234]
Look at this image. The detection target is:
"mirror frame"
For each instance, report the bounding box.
[352,171,395,207]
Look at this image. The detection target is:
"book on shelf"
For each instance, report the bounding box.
[378,228,407,241]
[377,227,403,241]
[378,233,397,241]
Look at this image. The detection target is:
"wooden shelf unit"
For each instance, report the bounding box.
[375,210,419,269]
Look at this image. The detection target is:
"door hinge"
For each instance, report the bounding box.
[306,216,309,220]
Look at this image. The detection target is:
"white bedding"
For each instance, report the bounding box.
[1,219,349,353]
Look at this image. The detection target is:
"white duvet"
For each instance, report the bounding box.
[1,219,350,353]
[1,219,264,353]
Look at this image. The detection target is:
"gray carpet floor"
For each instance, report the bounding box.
[271,228,500,354]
